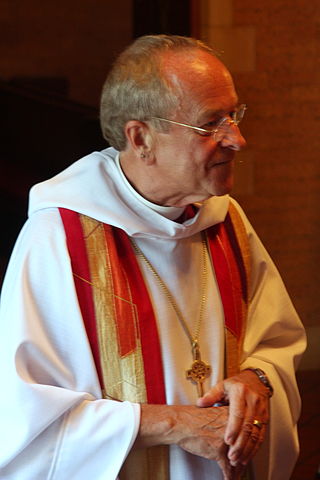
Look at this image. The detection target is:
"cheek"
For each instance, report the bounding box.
[156,136,192,164]
[197,146,220,171]
[211,163,234,191]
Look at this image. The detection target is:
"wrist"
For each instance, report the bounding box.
[244,367,273,397]
[136,404,177,449]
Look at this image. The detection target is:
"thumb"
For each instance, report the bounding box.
[196,383,225,407]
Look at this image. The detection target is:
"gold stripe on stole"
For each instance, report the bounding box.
[228,202,251,353]
[214,225,243,378]
[225,329,240,378]
[226,205,253,480]
[80,215,168,480]
[216,203,250,377]
[228,203,251,285]
[80,215,147,403]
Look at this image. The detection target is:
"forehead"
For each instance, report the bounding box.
[161,49,238,121]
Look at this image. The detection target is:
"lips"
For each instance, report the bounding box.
[216,159,231,166]
[212,157,233,167]
[213,150,235,167]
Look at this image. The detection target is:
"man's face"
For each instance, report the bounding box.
[149,50,246,207]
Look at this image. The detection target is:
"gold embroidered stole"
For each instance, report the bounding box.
[207,202,251,377]
[60,208,168,479]
[60,202,250,480]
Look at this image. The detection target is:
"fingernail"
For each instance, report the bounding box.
[228,451,236,460]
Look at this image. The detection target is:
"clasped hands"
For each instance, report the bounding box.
[196,369,270,478]
[136,369,270,480]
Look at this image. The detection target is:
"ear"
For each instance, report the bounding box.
[124,120,155,164]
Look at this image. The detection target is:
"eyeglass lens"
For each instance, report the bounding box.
[213,105,246,142]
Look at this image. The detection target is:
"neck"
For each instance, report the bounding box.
[119,151,209,208]
[118,151,176,206]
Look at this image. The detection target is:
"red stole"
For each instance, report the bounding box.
[59,202,250,479]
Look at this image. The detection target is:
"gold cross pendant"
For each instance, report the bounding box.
[186,341,211,397]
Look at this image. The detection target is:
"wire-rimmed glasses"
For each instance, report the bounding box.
[151,104,247,143]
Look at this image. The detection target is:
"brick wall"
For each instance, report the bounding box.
[195,0,320,369]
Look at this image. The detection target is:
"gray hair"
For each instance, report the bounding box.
[100,34,216,151]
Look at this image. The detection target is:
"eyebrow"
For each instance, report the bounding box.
[196,109,223,125]
[195,101,239,125]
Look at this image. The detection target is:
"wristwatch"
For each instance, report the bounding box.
[245,367,274,397]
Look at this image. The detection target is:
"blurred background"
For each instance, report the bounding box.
[1,1,319,477]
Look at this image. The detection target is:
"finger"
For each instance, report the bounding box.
[232,464,246,480]
[237,422,267,466]
[225,382,269,446]
[228,419,267,467]
[220,463,245,480]
[216,454,233,480]
[224,383,247,445]
[196,382,225,407]
[227,415,254,465]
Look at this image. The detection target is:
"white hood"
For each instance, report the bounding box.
[28,147,230,240]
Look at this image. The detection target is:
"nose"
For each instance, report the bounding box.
[219,124,247,151]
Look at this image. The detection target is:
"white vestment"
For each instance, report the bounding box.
[0,147,306,479]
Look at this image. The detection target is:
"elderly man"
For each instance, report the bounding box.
[0,35,305,480]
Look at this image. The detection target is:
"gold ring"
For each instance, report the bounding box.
[252,419,263,430]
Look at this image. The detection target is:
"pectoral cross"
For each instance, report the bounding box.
[186,341,212,397]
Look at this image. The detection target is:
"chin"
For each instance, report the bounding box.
[207,164,234,196]
[210,179,234,197]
